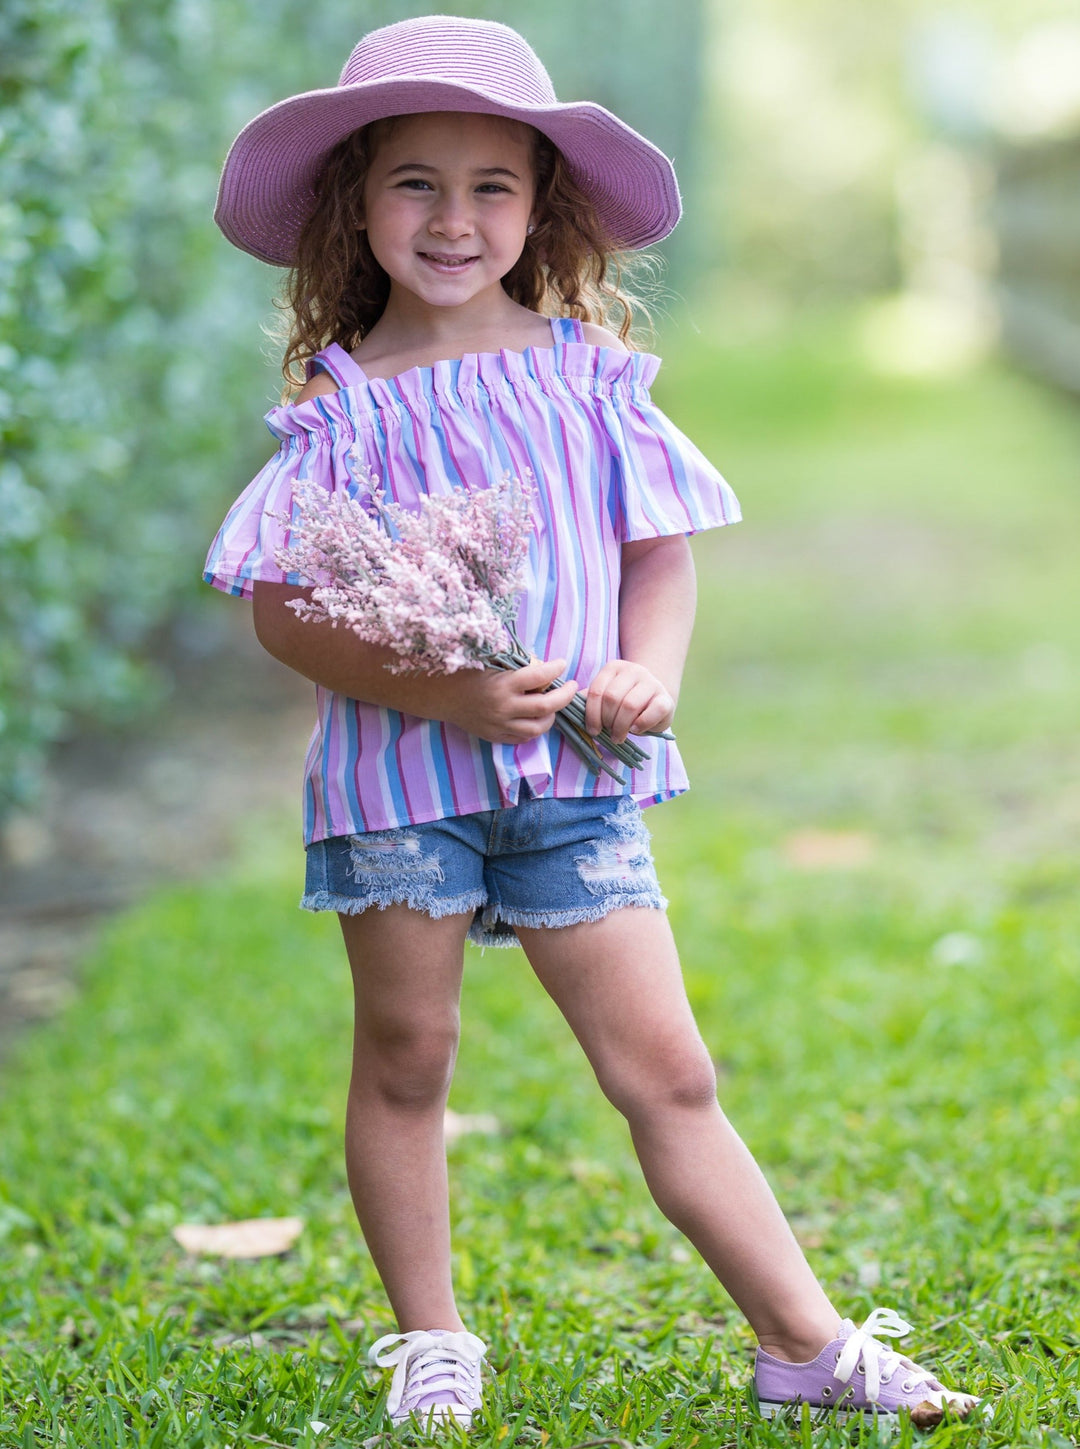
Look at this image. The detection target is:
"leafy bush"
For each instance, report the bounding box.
[1,0,271,809]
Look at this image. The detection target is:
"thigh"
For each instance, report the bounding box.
[339,905,474,1037]
[515,907,708,1089]
[307,815,491,1028]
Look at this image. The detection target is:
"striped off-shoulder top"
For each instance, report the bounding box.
[204,316,741,843]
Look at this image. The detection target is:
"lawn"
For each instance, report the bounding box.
[1,314,1078,1447]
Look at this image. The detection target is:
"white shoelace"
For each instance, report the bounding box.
[369,1329,487,1418]
[835,1308,935,1403]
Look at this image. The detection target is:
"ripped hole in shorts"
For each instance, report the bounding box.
[574,797,662,899]
[347,827,445,911]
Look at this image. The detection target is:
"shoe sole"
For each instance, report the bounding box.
[757,1399,981,1430]
[758,1399,903,1423]
[389,1407,476,1429]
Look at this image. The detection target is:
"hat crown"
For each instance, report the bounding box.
[339,16,557,107]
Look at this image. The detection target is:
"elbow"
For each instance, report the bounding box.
[251,596,281,660]
[252,610,279,661]
[251,582,306,666]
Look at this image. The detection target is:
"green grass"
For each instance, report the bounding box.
[2,314,1079,1446]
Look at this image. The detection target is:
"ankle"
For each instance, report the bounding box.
[757,1317,842,1365]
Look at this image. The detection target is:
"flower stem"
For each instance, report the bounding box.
[487,636,673,779]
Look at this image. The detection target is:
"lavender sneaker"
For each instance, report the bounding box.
[369,1328,487,1428]
[755,1308,980,1427]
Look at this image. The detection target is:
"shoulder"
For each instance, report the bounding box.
[293,369,342,406]
[579,321,630,353]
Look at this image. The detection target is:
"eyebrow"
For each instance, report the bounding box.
[385,163,523,180]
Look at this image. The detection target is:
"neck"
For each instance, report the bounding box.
[355,287,553,378]
[375,284,525,351]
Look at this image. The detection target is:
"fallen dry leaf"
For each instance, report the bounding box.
[910,1400,945,1429]
[782,829,876,870]
[444,1108,501,1141]
[171,1216,303,1259]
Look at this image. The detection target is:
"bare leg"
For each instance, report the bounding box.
[339,905,473,1333]
[516,909,841,1362]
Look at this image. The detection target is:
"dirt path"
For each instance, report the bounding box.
[0,614,313,1048]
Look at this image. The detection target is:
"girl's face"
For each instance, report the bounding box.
[360,112,537,315]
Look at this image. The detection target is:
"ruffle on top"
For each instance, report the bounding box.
[203,333,740,601]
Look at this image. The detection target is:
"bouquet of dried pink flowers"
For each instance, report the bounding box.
[275,465,664,781]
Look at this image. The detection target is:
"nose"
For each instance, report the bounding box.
[428,188,474,240]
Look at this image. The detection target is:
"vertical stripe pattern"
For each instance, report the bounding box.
[204,318,741,841]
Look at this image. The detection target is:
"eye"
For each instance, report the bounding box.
[476,183,511,194]
[396,178,434,191]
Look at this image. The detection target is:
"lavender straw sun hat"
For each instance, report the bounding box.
[214,14,681,265]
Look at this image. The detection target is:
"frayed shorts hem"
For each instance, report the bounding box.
[470,893,667,949]
[300,886,666,950]
[300,888,486,919]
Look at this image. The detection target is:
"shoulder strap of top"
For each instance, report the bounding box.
[306,342,369,388]
[550,316,586,344]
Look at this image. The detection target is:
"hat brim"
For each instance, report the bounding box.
[214,77,681,264]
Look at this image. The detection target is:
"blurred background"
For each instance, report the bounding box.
[1,0,1078,942]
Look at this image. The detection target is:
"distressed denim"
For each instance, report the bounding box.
[302,790,667,948]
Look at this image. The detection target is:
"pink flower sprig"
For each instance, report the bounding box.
[275,468,532,675]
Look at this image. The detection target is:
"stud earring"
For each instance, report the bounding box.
[527,224,536,235]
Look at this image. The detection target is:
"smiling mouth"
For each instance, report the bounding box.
[419,252,478,270]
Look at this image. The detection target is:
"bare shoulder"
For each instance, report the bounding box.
[293,370,341,405]
[579,321,630,353]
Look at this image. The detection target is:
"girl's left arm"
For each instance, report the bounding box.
[584,533,697,743]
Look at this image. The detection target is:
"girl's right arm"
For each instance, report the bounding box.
[251,580,578,746]
[251,369,576,744]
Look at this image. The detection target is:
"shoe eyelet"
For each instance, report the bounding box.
[881,1373,893,1384]
[834,1351,842,1363]
[901,1380,915,1393]
[821,1386,833,1399]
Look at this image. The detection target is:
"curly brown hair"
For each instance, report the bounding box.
[278,117,650,394]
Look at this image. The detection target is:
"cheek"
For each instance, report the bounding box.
[362,191,413,235]
[363,210,414,267]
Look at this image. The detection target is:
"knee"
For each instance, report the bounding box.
[600,1039,718,1120]
[354,1014,460,1111]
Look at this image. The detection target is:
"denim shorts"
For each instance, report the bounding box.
[301,790,667,948]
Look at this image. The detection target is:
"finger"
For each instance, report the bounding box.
[585,692,607,738]
[627,692,675,738]
[515,678,579,719]
[584,671,620,736]
[546,679,581,713]
[605,683,656,742]
[503,695,576,740]
[516,657,568,691]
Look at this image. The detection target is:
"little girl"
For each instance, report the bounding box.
[205,15,979,1432]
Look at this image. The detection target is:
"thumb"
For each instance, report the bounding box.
[520,656,571,691]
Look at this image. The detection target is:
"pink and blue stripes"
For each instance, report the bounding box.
[203,317,741,842]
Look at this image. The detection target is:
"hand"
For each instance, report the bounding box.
[584,660,675,744]
[441,657,579,746]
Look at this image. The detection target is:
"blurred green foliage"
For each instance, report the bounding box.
[0,0,279,810]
